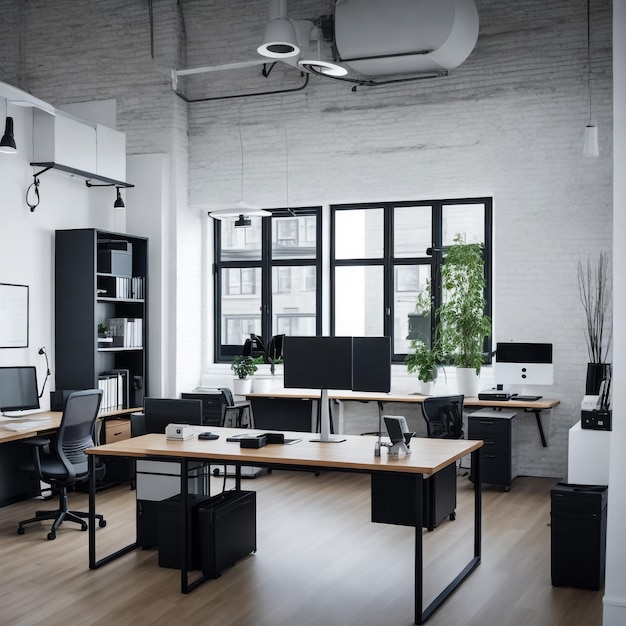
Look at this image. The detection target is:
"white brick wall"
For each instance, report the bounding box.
[0,0,613,478]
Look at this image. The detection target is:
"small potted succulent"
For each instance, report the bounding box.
[231,355,258,395]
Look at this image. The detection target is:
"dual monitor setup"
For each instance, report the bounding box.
[282,335,391,443]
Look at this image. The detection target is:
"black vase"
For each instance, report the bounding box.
[585,363,611,395]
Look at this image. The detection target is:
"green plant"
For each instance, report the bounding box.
[405,340,439,383]
[438,234,491,374]
[577,252,612,364]
[231,355,258,379]
[97,323,109,337]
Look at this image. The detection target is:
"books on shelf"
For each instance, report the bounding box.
[98,369,130,412]
[96,275,145,299]
[107,317,143,348]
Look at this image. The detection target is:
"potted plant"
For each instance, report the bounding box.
[405,339,440,395]
[231,355,258,395]
[97,323,112,346]
[577,252,612,394]
[438,234,491,397]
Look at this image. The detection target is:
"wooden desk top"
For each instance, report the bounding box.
[0,411,62,444]
[89,426,482,476]
[0,407,141,444]
[246,390,560,410]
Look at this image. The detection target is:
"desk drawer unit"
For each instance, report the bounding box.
[469,409,517,489]
[104,418,131,443]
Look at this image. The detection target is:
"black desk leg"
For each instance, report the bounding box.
[529,409,547,447]
[416,451,483,624]
[89,453,139,570]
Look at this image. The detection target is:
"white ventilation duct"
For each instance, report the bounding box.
[334,0,479,77]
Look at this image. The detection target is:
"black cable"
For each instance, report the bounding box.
[26,176,40,212]
[174,72,309,103]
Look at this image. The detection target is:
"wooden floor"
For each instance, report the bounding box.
[0,470,603,626]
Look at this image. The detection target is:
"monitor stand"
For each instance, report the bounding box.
[310,389,346,443]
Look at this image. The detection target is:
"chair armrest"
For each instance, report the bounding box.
[21,436,50,447]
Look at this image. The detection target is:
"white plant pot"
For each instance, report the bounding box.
[232,378,252,396]
[456,367,481,397]
[253,376,273,394]
[417,380,436,396]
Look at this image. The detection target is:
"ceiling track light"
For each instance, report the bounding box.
[0,116,17,154]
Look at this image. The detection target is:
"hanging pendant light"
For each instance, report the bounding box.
[0,116,17,154]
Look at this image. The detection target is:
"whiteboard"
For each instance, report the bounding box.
[0,283,29,348]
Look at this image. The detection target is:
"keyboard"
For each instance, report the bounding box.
[512,395,542,402]
[2,419,51,432]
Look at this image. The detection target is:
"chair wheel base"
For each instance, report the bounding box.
[47,532,56,540]
[17,526,25,535]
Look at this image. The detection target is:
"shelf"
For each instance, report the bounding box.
[98,347,144,352]
[30,162,134,188]
[98,297,145,303]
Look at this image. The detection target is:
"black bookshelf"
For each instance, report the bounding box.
[54,228,148,416]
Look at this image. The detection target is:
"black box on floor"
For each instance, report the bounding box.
[581,410,612,431]
[199,490,256,578]
[157,494,214,570]
[551,482,608,590]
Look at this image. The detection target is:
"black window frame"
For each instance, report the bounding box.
[214,206,322,362]
[330,198,493,363]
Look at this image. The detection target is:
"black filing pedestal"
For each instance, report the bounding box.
[551,482,608,590]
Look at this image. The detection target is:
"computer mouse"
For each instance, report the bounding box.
[198,432,219,440]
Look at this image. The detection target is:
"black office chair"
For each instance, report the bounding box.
[421,395,465,439]
[420,395,464,531]
[17,389,106,540]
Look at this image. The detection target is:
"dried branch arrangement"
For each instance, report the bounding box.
[577,252,612,363]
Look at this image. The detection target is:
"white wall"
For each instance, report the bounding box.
[603,1,625,622]
[0,105,129,408]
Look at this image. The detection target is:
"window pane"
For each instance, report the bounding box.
[272,266,317,336]
[442,203,485,246]
[220,218,262,261]
[335,209,384,259]
[394,205,432,258]
[272,215,316,259]
[334,266,384,336]
[221,267,261,345]
[395,265,432,354]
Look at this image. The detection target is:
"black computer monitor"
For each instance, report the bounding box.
[0,366,40,414]
[142,397,203,434]
[352,337,391,393]
[283,336,353,442]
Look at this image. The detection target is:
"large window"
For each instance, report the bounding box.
[214,208,322,361]
[331,199,492,361]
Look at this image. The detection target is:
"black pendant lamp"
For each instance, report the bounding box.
[0,116,17,153]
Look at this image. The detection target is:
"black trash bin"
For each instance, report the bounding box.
[550,482,608,590]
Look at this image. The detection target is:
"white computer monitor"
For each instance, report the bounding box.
[494,342,553,386]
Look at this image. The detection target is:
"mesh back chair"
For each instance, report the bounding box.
[421,395,465,439]
[17,389,105,540]
[420,395,464,531]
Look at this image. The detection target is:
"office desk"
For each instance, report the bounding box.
[246,391,560,447]
[0,408,139,507]
[87,426,483,625]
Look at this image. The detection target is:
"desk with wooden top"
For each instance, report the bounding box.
[246,390,560,447]
[87,426,483,625]
[0,408,138,507]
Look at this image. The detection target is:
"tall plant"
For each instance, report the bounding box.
[438,235,491,374]
[577,252,612,364]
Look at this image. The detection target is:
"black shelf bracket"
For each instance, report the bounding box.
[27,162,134,212]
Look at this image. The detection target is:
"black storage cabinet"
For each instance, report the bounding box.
[551,482,608,590]
[199,490,256,578]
